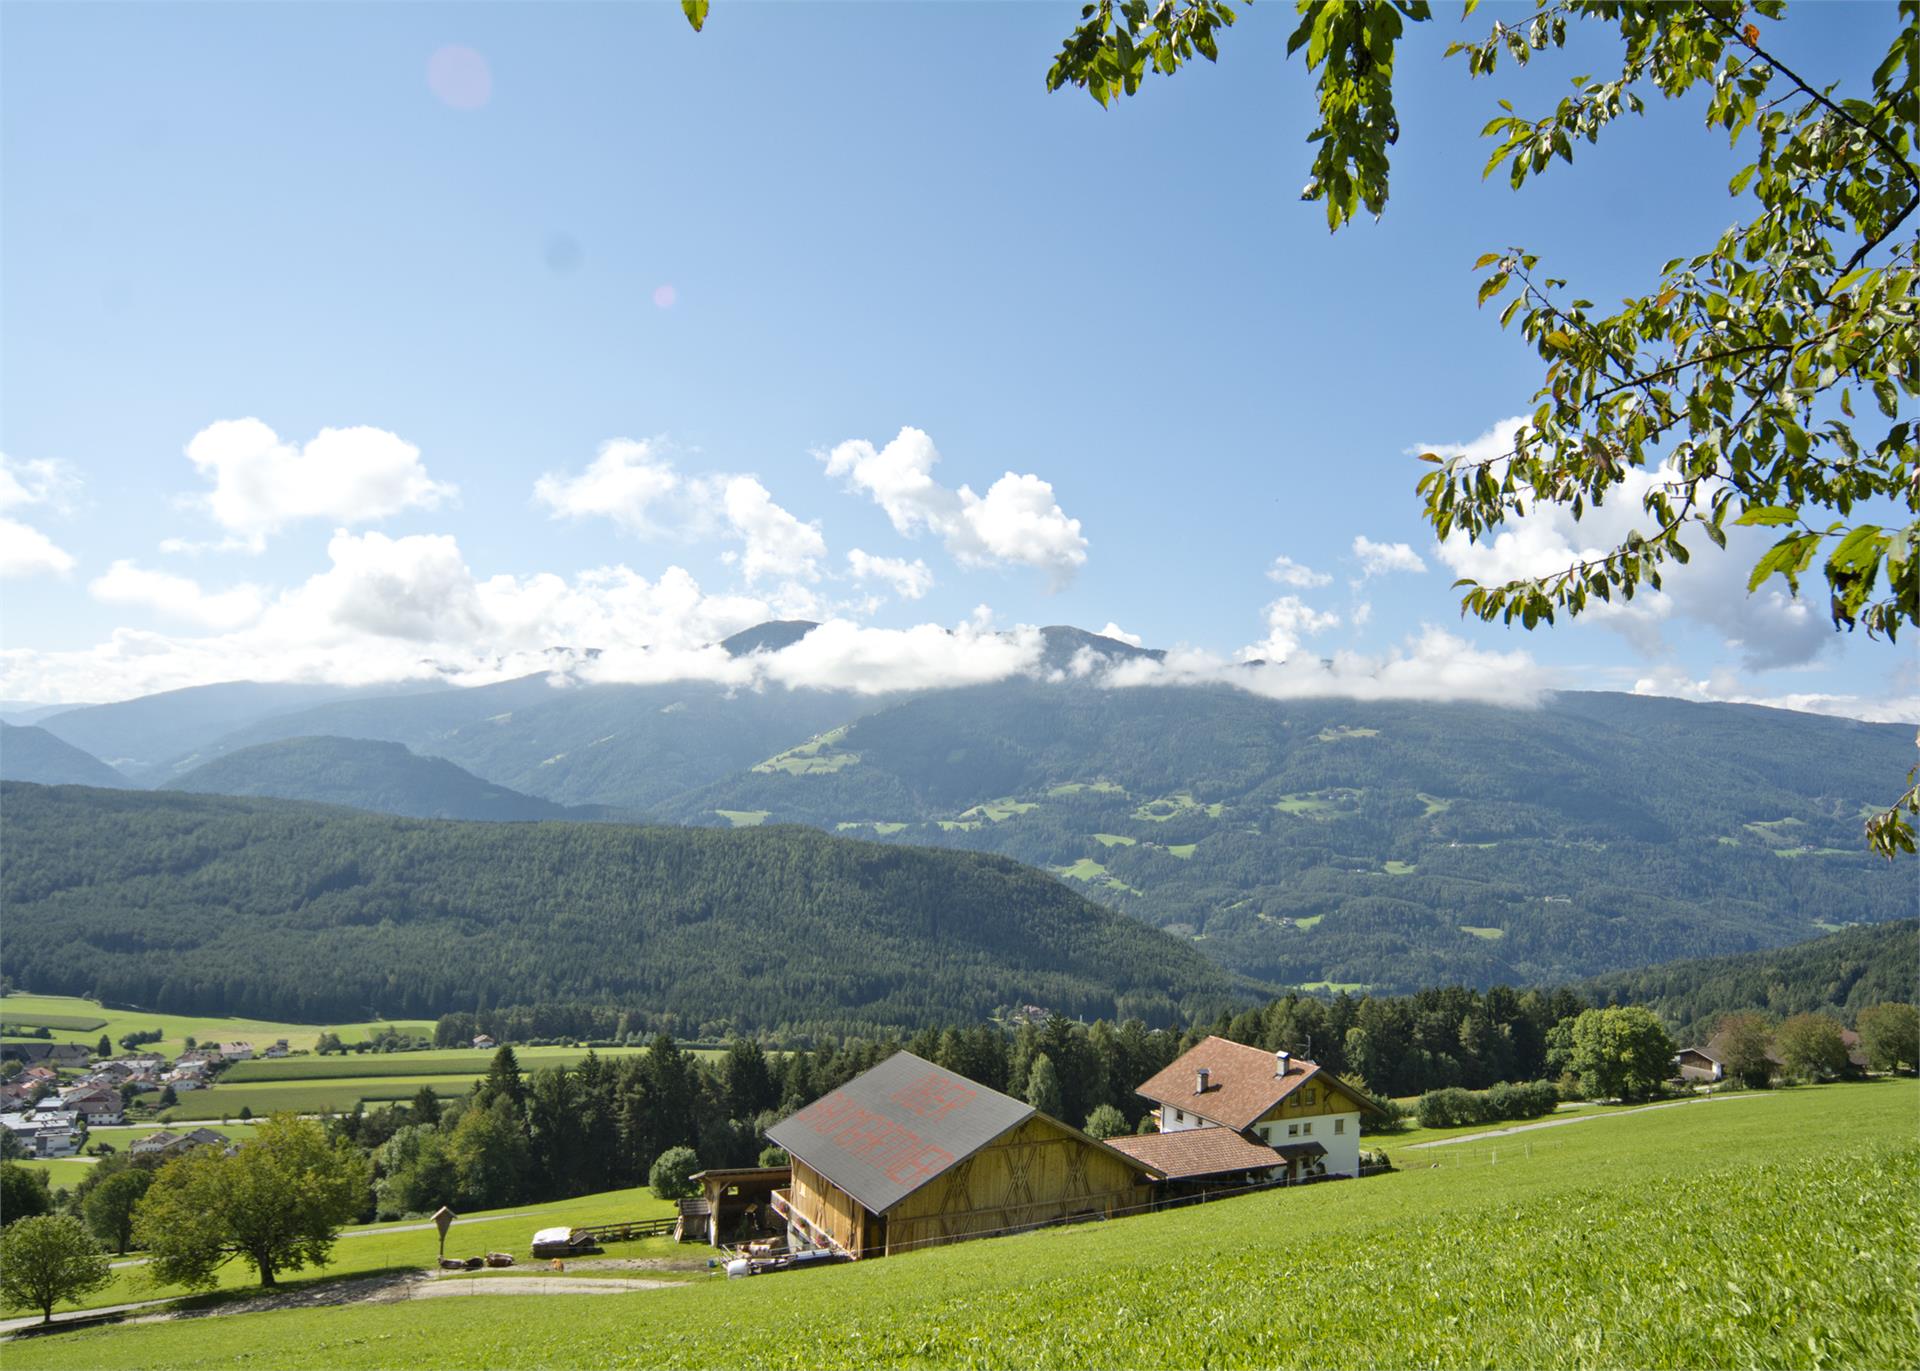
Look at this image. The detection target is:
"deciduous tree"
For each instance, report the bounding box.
[134,1114,370,1289]
[0,1215,111,1324]
[1568,1006,1675,1101]
[81,1167,152,1254]
[1856,1002,1920,1073]
[1775,1012,1850,1081]
[1713,1011,1778,1087]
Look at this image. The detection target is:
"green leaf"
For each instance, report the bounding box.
[1733,506,1801,527]
[681,0,710,33]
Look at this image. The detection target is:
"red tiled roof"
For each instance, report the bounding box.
[1104,1128,1284,1180]
[1136,1037,1375,1132]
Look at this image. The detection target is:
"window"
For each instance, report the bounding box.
[1287,1123,1299,1137]
[1303,1088,1316,1106]
[1334,1118,1345,1135]
[1303,1122,1313,1135]
[1173,1109,1184,1123]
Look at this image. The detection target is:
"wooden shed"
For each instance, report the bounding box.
[682,1165,792,1247]
[766,1051,1159,1260]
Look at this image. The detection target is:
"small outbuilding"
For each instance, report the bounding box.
[767,1051,1159,1260]
[683,1166,792,1247]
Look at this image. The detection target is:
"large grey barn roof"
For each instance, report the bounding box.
[767,1051,1036,1214]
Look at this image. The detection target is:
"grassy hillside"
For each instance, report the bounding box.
[659,682,1915,990]
[1581,917,1920,1040]
[0,785,1254,1034]
[164,736,587,821]
[0,724,130,788]
[8,1080,1913,1369]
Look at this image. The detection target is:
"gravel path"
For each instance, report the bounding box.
[1405,1091,1778,1150]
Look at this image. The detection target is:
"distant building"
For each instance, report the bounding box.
[767,1051,1159,1260]
[130,1127,228,1159]
[262,1039,291,1059]
[218,1042,255,1061]
[0,1041,92,1068]
[472,1035,497,1050]
[1133,1037,1383,1182]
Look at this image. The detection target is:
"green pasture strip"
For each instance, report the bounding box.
[139,1077,481,1121]
[1458,924,1504,939]
[10,1082,1913,1370]
[12,1158,96,1190]
[220,1046,651,1083]
[1,1014,109,1033]
[0,994,431,1057]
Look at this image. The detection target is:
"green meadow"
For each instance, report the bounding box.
[10,1186,681,1320]
[8,1081,1913,1369]
[0,994,432,1059]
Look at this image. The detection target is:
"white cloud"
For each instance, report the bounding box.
[0,519,76,578]
[1351,535,1428,578]
[0,454,80,578]
[1096,621,1143,647]
[534,439,682,534]
[719,477,826,585]
[757,614,1045,695]
[184,419,455,546]
[1106,626,1554,708]
[1352,601,1374,628]
[1267,555,1332,588]
[1426,417,1835,671]
[0,455,80,514]
[847,549,934,601]
[1239,596,1341,663]
[822,427,1088,586]
[89,561,265,630]
[1629,667,1920,725]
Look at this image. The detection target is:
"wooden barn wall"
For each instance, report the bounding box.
[787,1157,867,1255]
[883,1117,1151,1257]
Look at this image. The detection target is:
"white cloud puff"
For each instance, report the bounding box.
[758,615,1045,695]
[533,438,682,534]
[1239,596,1341,663]
[720,477,826,585]
[1268,555,1332,588]
[0,453,80,578]
[822,427,1088,586]
[1096,621,1143,647]
[1107,626,1554,708]
[846,549,934,601]
[0,519,76,578]
[1351,535,1427,578]
[1629,667,1920,725]
[89,561,265,630]
[184,419,455,545]
[1426,416,1835,671]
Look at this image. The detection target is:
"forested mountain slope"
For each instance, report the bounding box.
[0,723,131,788]
[0,784,1253,1035]
[164,736,595,822]
[1581,919,1919,1041]
[656,682,1914,991]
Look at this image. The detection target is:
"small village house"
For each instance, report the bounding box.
[130,1127,229,1160]
[1132,1037,1381,1182]
[218,1042,255,1061]
[472,1035,497,1050]
[767,1051,1160,1260]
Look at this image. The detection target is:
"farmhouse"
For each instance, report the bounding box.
[130,1127,229,1159]
[218,1042,255,1060]
[1135,1037,1380,1181]
[766,1051,1160,1260]
[472,1035,497,1050]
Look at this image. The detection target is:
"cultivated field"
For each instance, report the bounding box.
[9,1079,1915,1369]
[0,994,433,1058]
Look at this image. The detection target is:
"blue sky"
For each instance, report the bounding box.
[1,1,1909,718]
